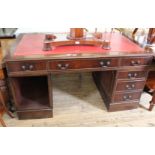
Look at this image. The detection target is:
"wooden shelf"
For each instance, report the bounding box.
[17,97,50,111]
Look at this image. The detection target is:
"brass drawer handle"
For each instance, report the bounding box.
[21,65,26,71]
[123,95,132,101]
[21,64,34,71]
[29,65,34,70]
[57,64,69,70]
[131,60,141,66]
[100,60,111,67]
[128,73,138,79]
[125,84,135,90]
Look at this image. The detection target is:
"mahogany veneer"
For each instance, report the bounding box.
[116,80,145,91]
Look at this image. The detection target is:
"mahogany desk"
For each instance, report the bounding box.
[5,33,154,119]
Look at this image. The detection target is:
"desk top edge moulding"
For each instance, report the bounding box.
[4,28,155,119]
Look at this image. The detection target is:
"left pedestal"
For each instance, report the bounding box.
[10,75,53,119]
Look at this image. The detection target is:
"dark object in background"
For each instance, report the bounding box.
[0,28,17,39]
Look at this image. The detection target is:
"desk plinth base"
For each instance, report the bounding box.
[107,102,138,112]
[17,109,53,120]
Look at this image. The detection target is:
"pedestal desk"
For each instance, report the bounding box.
[5,33,154,119]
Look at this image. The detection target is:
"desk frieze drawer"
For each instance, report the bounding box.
[116,80,145,91]
[6,61,47,72]
[113,92,142,102]
[49,58,119,71]
[120,57,152,66]
[117,71,147,80]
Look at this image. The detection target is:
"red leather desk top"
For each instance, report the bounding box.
[14,33,144,56]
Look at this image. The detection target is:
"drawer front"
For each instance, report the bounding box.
[120,57,152,66]
[113,92,142,102]
[7,61,47,72]
[117,71,147,79]
[49,58,119,71]
[116,80,145,91]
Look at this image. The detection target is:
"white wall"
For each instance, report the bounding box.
[15,28,108,34]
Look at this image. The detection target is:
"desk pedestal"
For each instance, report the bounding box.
[10,75,53,119]
[93,70,146,111]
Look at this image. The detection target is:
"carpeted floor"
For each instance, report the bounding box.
[2,73,155,127]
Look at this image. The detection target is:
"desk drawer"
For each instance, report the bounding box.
[49,58,119,71]
[113,92,142,102]
[117,71,147,80]
[116,80,145,91]
[120,57,152,66]
[7,61,47,72]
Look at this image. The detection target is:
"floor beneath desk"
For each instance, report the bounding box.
[3,73,155,127]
